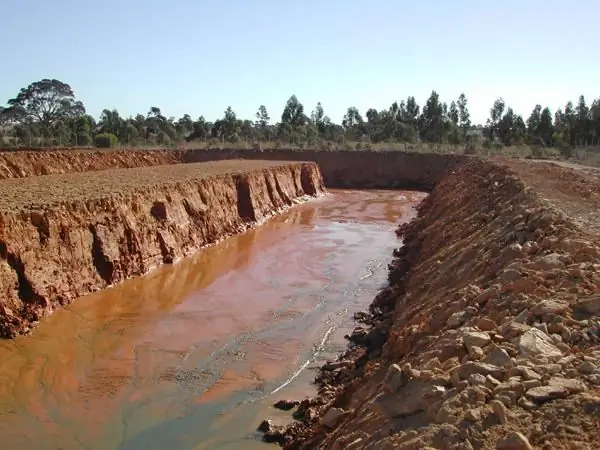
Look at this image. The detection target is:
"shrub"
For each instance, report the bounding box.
[94,133,119,148]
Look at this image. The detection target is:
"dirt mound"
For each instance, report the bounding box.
[274,158,600,449]
[0,161,325,337]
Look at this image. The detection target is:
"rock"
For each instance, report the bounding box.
[467,345,485,360]
[532,253,565,271]
[502,321,531,339]
[463,331,492,349]
[486,375,501,388]
[384,364,404,393]
[525,385,570,403]
[574,295,600,315]
[496,431,533,450]
[258,419,275,433]
[456,362,505,381]
[517,396,536,410]
[514,328,562,358]
[588,374,600,385]
[490,399,508,424]
[522,379,542,390]
[500,268,522,284]
[447,312,468,328]
[372,380,446,417]
[465,408,482,421]
[273,399,300,411]
[324,360,354,371]
[469,373,487,387]
[483,346,513,367]
[532,299,569,316]
[494,379,525,399]
[477,317,498,331]
[547,377,587,394]
[322,407,346,428]
[578,361,597,374]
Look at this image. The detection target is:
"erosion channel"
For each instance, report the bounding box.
[0,189,426,449]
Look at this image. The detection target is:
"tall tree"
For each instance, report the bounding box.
[281,95,306,128]
[4,79,85,137]
[449,101,459,125]
[487,98,506,140]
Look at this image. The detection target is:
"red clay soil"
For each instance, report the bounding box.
[0,149,185,179]
[272,158,600,450]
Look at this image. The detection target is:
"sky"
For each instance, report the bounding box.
[2,0,598,125]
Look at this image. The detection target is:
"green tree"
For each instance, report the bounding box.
[487,98,505,141]
[419,91,446,143]
[281,95,306,128]
[449,101,459,125]
[4,79,85,139]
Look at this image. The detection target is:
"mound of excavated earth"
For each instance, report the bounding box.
[272,158,600,449]
[0,160,324,337]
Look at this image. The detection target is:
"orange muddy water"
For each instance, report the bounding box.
[0,189,425,450]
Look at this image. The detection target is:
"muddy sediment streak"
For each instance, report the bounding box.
[0,160,325,337]
[275,158,600,449]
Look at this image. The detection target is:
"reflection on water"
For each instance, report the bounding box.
[0,190,425,450]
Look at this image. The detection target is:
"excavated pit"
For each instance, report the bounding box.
[1,149,599,449]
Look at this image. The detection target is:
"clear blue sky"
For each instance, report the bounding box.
[2,0,598,125]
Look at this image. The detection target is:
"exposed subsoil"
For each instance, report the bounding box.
[269,158,600,450]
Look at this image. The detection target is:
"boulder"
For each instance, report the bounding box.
[322,407,346,428]
[273,399,300,411]
[496,431,533,450]
[514,328,562,359]
[531,299,569,316]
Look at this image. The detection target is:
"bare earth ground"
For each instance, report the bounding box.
[499,159,600,237]
[0,160,297,212]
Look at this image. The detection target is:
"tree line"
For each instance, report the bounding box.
[1,79,599,154]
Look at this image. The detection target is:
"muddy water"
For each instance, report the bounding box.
[0,190,425,450]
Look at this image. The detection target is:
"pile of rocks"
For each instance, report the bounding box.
[263,159,600,449]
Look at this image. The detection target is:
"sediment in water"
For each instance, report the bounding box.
[0,160,325,337]
[275,158,600,449]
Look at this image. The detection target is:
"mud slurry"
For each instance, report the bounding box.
[0,160,325,337]
[278,158,600,450]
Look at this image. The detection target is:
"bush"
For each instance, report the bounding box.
[94,133,119,148]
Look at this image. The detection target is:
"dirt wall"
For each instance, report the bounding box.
[0,161,325,337]
[0,149,467,191]
[182,149,468,190]
[277,158,600,449]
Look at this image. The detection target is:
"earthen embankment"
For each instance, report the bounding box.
[0,160,324,337]
[0,148,467,190]
[275,158,600,449]
[183,149,467,190]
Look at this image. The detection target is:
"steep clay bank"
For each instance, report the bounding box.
[0,160,325,337]
[0,148,467,190]
[275,158,600,449]
[183,149,468,190]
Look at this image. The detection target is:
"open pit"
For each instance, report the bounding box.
[0,149,599,449]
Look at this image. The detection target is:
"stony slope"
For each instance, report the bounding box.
[0,160,325,337]
[273,158,600,449]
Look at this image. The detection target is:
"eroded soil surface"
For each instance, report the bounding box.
[0,189,424,450]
